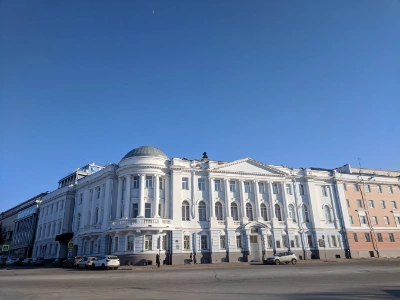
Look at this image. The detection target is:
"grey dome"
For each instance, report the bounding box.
[122,146,168,160]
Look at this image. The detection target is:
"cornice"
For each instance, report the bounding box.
[117,165,169,173]
[209,170,285,177]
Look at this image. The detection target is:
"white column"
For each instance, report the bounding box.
[81,189,89,225]
[267,182,276,219]
[224,179,231,218]
[281,182,289,221]
[103,179,111,225]
[254,180,262,221]
[123,175,131,218]
[239,180,247,219]
[138,174,145,218]
[209,177,215,218]
[165,175,170,219]
[154,174,160,217]
[116,178,123,220]
[90,188,95,224]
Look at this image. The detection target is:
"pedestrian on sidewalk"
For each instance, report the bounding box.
[156,254,160,268]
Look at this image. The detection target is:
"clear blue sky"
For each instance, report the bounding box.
[0,0,399,212]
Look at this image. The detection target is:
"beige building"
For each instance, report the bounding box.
[335,165,400,258]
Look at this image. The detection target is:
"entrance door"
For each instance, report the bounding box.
[249,235,260,262]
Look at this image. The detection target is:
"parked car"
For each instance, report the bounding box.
[77,257,97,269]
[5,257,21,266]
[92,255,120,270]
[30,257,45,266]
[264,252,298,265]
[51,258,66,267]
[62,256,83,268]
[21,258,33,266]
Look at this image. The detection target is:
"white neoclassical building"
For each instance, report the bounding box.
[68,146,348,265]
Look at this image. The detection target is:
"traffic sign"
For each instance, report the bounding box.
[68,242,74,249]
[1,244,10,251]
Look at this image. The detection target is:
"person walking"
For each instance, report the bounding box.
[156,254,160,268]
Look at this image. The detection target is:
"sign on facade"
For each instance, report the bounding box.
[1,245,10,251]
[68,242,74,249]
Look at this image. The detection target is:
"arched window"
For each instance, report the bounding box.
[288,204,296,222]
[77,213,81,229]
[274,204,282,221]
[198,201,206,221]
[182,201,190,221]
[95,207,99,224]
[260,204,268,221]
[324,205,332,223]
[215,202,223,220]
[302,204,310,222]
[246,203,253,221]
[231,203,239,221]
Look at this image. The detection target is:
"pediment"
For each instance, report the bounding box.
[209,158,287,176]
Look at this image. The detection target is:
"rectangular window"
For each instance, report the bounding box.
[144,235,152,250]
[201,235,208,250]
[295,236,300,248]
[364,233,371,242]
[290,240,295,248]
[343,183,347,191]
[159,177,164,190]
[395,216,400,225]
[220,235,226,249]
[377,185,382,193]
[321,186,327,197]
[349,216,354,224]
[354,184,359,192]
[384,216,389,225]
[368,200,374,208]
[372,216,378,225]
[286,184,292,195]
[214,180,221,191]
[388,186,393,194]
[365,185,371,192]
[299,184,305,195]
[282,236,287,248]
[127,235,134,251]
[145,203,152,218]
[377,233,383,242]
[353,233,358,242]
[258,182,265,194]
[97,187,101,198]
[331,235,337,247]
[236,235,242,249]
[389,233,395,242]
[182,178,189,190]
[244,181,251,193]
[391,201,397,209]
[114,236,119,252]
[198,178,205,190]
[276,240,281,248]
[272,183,278,194]
[307,235,314,248]
[183,235,190,250]
[133,176,139,189]
[158,204,162,218]
[380,200,386,209]
[356,200,363,208]
[145,176,153,188]
[346,199,350,207]
[229,180,236,192]
[266,236,272,248]
[132,203,139,218]
[360,216,366,224]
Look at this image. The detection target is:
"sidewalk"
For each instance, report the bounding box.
[117,257,400,271]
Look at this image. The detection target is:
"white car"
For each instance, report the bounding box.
[92,255,120,270]
[264,252,298,265]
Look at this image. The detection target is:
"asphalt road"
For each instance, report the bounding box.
[1,260,400,299]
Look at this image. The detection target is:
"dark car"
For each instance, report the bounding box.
[51,258,66,267]
[62,256,83,268]
[30,257,46,266]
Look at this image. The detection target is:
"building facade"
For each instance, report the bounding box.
[0,193,47,259]
[32,163,104,260]
[67,146,348,265]
[335,165,400,258]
